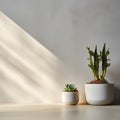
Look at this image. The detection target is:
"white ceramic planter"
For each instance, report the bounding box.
[62,91,79,105]
[85,83,114,105]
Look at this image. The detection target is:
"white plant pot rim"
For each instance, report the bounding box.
[62,91,79,92]
[85,83,114,86]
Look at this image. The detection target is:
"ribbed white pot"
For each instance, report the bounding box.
[62,91,79,105]
[85,83,114,105]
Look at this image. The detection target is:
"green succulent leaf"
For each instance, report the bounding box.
[64,84,78,92]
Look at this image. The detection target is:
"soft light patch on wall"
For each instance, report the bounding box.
[0,11,78,104]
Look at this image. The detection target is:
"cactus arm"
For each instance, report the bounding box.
[94,46,99,80]
[100,43,110,81]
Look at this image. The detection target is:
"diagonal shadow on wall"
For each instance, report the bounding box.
[0,11,78,104]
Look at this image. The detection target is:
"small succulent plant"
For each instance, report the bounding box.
[64,84,78,92]
[87,43,110,83]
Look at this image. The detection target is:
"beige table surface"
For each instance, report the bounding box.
[0,104,120,120]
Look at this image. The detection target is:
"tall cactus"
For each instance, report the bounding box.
[87,43,110,82]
